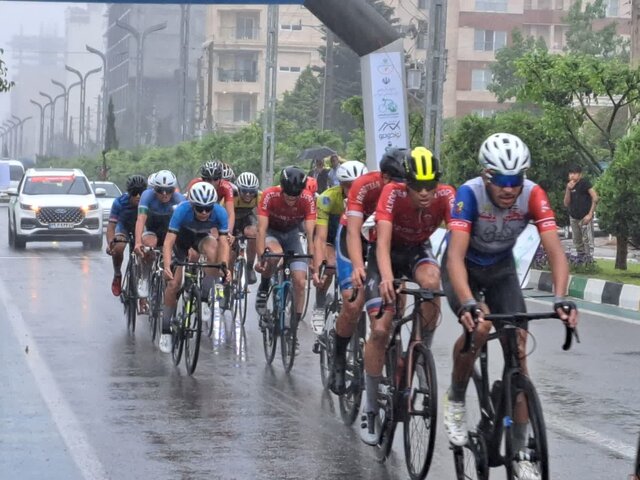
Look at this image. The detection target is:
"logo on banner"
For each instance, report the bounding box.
[382,77,391,85]
[378,121,401,140]
[377,57,395,75]
[377,98,398,114]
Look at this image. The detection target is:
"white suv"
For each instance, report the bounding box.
[7,168,104,250]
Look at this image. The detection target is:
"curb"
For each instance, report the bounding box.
[528,269,640,312]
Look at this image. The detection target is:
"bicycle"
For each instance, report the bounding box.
[229,234,253,327]
[147,248,164,343]
[259,251,313,373]
[371,280,445,480]
[452,309,579,480]
[171,259,227,376]
[313,262,366,425]
[113,237,140,333]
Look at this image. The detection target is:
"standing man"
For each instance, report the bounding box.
[308,157,329,194]
[326,154,342,188]
[564,165,598,259]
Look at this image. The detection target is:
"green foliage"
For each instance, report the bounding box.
[275,67,321,131]
[489,30,548,103]
[0,48,14,93]
[596,125,640,247]
[104,97,118,152]
[563,0,629,60]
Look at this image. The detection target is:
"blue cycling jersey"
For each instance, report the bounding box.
[109,193,138,234]
[138,189,185,234]
[168,201,228,251]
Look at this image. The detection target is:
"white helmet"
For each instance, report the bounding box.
[190,181,218,207]
[222,163,235,181]
[336,160,368,182]
[154,169,177,188]
[479,133,530,175]
[237,172,259,191]
[147,172,157,187]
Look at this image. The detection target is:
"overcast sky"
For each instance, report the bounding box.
[0,2,76,119]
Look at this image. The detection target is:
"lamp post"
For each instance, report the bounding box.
[86,44,107,145]
[39,92,56,156]
[14,116,32,157]
[30,99,45,157]
[52,79,79,149]
[3,120,17,157]
[1,123,12,157]
[115,20,167,146]
[0,126,6,156]
[10,116,22,156]
[65,64,102,150]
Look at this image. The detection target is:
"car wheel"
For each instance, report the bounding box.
[7,213,14,247]
[14,227,27,250]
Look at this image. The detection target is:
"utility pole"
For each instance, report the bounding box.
[261,4,279,187]
[179,5,191,141]
[205,40,214,132]
[423,0,447,160]
[30,99,45,157]
[633,0,640,68]
[320,29,334,131]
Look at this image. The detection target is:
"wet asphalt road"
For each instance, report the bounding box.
[0,208,638,480]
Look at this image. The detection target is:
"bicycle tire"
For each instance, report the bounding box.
[319,302,337,389]
[184,286,202,376]
[126,258,137,333]
[376,344,397,463]
[301,272,312,320]
[149,271,164,343]
[281,285,298,373]
[172,292,186,366]
[339,312,366,426]
[232,257,248,327]
[261,287,278,365]
[206,285,215,338]
[403,344,438,480]
[504,373,549,480]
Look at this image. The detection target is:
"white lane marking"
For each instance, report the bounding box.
[527,297,640,326]
[546,415,636,460]
[0,278,109,480]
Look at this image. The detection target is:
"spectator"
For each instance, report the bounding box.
[563,165,598,259]
[308,157,329,194]
[326,154,342,187]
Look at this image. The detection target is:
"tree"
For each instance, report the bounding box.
[276,67,321,131]
[104,96,118,152]
[596,125,640,269]
[563,0,629,60]
[0,48,14,93]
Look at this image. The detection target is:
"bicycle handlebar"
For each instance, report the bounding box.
[174,260,228,272]
[375,281,446,319]
[262,252,313,260]
[318,260,336,279]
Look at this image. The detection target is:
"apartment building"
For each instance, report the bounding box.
[200,5,323,133]
[388,0,629,119]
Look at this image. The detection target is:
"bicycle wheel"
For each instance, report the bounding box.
[184,286,202,376]
[301,271,312,320]
[504,374,549,480]
[126,258,137,333]
[403,344,438,480]
[280,285,298,373]
[452,369,490,480]
[172,292,186,366]
[232,257,248,326]
[376,345,398,463]
[339,312,365,426]
[149,271,164,343]
[319,302,337,389]
[261,288,278,365]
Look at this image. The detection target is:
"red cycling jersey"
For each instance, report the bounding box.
[257,186,316,232]
[342,171,385,226]
[376,183,456,246]
[185,177,234,204]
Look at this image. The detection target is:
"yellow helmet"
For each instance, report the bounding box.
[405,146,440,182]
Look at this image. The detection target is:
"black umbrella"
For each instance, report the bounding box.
[297,146,337,161]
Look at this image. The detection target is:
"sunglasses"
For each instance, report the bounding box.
[488,172,525,188]
[193,205,213,214]
[239,188,258,196]
[155,187,174,195]
[408,180,438,192]
[129,189,144,197]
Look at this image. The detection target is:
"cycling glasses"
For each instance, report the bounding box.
[128,188,145,197]
[154,186,175,195]
[193,205,213,214]
[239,187,258,196]
[487,172,525,188]
[407,179,438,192]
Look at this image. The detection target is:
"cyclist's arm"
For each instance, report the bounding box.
[375,220,394,282]
[163,231,177,270]
[225,200,235,237]
[256,214,269,258]
[106,221,116,247]
[313,224,328,272]
[539,229,569,298]
[217,230,230,266]
[346,215,365,269]
[304,219,315,259]
[446,229,473,307]
[134,212,147,247]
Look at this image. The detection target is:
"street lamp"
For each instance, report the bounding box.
[0,126,6,156]
[65,64,102,150]
[30,99,45,157]
[86,44,107,145]
[3,120,17,157]
[10,115,32,157]
[115,20,167,145]
[39,92,55,156]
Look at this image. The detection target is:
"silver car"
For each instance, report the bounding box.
[90,181,122,227]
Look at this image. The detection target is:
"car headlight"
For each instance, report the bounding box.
[20,202,40,212]
[81,203,99,212]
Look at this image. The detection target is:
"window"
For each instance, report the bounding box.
[236,15,258,40]
[280,23,302,31]
[471,69,492,90]
[233,96,252,122]
[606,0,619,17]
[472,109,496,118]
[279,66,301,73]
[474,30,507,51]
[475,0,507,12]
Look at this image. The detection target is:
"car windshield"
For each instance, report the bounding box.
[10,165,24,181]
[23,175,92,195]
[91,182,121,197]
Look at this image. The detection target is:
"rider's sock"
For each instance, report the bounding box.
[162,305,177,332]
[512,422,528,453]
[258,276,270,292]
[364,374,382,413]
[335,333,351,358]
[449,381,468,403]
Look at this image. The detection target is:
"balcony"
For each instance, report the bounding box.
[218,68,258,83]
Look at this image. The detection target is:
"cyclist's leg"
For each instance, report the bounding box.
[335,224,364,340]
[411,243,442,348]
[140,230,158,297]
[255,230,282,314]
[197,234,220,299]
[280,228,308,319]
[110,228,128,295]
[244,215,258,284]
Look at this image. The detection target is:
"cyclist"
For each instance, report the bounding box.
[311,160,368,335]
[187,161,236,244]
[106,175,147,296]
[442,133,578,480]
[359,147,455,445]
[160,182,230,353]
[134,170,185,304]
[232,171,261,285]
[255,166,316,330]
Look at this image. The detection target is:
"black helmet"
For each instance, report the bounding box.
[126,174,147,194]
[280,166,307,196]
[379,148,409,182]
[201,161,223,181]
